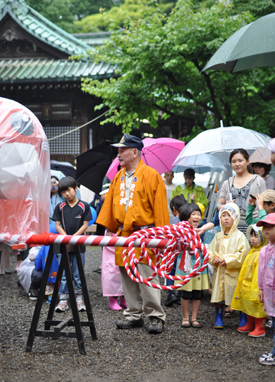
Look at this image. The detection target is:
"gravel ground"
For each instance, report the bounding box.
[1,246,275,382]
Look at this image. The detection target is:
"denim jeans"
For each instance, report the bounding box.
[271,317,275,356]
[58,252,85,300]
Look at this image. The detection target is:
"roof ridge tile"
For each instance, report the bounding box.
[0,0,91,56]
[0,58,115,82]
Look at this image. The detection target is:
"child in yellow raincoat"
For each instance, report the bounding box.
[231,224,267,337]
[208,203,249,329]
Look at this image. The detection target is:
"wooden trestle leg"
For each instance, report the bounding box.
[25,244,97,354]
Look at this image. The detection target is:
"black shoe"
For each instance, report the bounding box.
[165,293,178,307]
[93,267,101,274]
[28,289,38,300]
[147,317,164,334]
[116,318,144,329]
[5,269,12,275]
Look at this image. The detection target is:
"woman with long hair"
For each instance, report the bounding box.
[217,149,266,235]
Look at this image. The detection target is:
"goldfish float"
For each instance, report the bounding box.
[0,97,50,244]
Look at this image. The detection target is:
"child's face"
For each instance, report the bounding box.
[51,178,59,194]
[187,211,201,228]
[61,187,77,202]
[262,223,275,244]
[171,207,178,217]
[184,175,194,187]
[263,202,275,215]
[253,164,265,177]
[164,171,174,185]
[250,233,260,247]
[220,211,234,229]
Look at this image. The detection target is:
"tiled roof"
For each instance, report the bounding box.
[0,0,91,56]
[73,32,112,47]
[0,58,117,82]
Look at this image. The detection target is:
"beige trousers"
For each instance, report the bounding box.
[119,263,166,322]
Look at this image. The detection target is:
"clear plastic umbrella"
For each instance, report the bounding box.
[173,125,271,168]
[173,153,226,174]
[173,125,271,200]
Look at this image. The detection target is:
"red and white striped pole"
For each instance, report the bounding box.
[0,221,209,290]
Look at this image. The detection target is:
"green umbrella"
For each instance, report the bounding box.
[203,12,275,73]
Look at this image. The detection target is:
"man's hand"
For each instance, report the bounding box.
[259,289,264,303]
[220,260,226,267]
[190,192,195,201]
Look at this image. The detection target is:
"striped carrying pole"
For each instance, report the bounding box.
[0,221,208,290]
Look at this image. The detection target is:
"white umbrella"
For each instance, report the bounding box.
[173,126,271,168]
[173,153,226,174]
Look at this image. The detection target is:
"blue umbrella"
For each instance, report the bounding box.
[51,169,65,180]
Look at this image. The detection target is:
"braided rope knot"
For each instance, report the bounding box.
[122,221,209,290]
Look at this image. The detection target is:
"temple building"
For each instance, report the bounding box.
[0,0,117,163]
[0,0,195,163]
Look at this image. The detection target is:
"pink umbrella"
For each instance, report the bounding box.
[106,137,185,181]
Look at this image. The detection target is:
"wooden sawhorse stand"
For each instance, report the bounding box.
[25,244,97,354]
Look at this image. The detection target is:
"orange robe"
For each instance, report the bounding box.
[97,159,170,266]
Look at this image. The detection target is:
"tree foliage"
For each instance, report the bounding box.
[232,0,275,19]
[26,0,124,32]
[26,0,79,33]
[71,0,124,20]
[80,0,275,138]
[76,0,176,32]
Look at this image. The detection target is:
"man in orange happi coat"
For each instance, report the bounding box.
[97,134,169,334]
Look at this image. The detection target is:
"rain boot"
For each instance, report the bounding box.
[248,317,266,337]
[214,305,224,329]
[119,296,127,309]
[109,297,122,311]
[239,311,248,328]
[238,315,255,333]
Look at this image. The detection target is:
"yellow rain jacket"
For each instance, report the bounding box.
[208,203,249,305]
[231,225,267,318]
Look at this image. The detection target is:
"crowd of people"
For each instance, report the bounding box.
[1,133,275,366]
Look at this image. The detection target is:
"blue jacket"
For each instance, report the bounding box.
[35,245,59,284]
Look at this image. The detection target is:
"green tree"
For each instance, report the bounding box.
[26,0,124,32]
[71,0,124,21]
[81,0,275,137]
[26,0,79,33]
[76,0,176,32]
[232,0,275,19]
